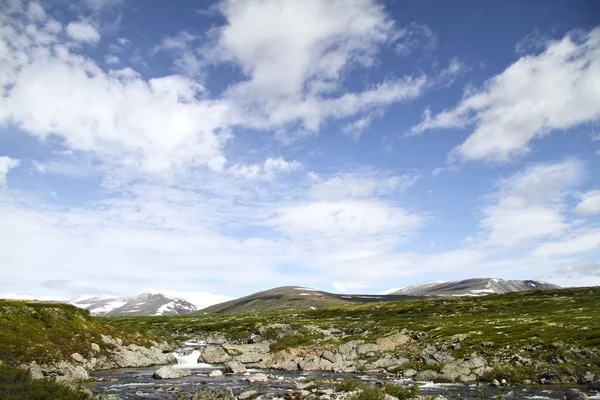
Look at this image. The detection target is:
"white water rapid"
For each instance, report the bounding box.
[171,342,215,369]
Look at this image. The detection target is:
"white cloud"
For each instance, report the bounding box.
[310,173,418,201]
[533,230,600,258]
[555,262,600,277]
[66,21,101,44]
[0,7,231,173]
[152,31,203,77]
[395,22,437,55]
[203,0,460,132]
[84,0,123,12]
[574,190,600,215]
[480,160,584,247]
[228,157,301,180]
[104,54,120,64]
[0,156,20,187]
[410,27,600,163]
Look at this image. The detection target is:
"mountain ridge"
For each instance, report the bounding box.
[70,293,197,316]
[198,279,560,313]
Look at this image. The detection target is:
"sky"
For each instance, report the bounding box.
[0,0,599,309]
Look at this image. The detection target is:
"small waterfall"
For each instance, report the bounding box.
[171,343,215,369]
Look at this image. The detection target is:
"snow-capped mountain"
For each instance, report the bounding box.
[70,293,197,316]
[390,278,560,297]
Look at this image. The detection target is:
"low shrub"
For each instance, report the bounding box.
[0,364,92,400]
[384,383,420,399]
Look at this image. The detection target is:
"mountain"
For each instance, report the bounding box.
[389,278,560,297]
[198,286,421,314]
[70,293,197,316]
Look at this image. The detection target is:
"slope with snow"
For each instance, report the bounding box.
[70,293,198,316]
[389,278,560,297]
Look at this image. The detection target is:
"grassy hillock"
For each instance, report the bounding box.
[198,286,420,313]
[0,363,92,400]
[0,300,155,366]
[106,287,600,368]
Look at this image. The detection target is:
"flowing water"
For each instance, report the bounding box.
[91,345,599,400]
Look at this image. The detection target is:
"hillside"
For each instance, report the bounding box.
[106,286,600,383]
[0,300,157,366]
[70,293,197,316]
[391,278,560,297]
[198,286,420,313]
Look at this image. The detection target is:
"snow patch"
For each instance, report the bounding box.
[89,301,127,314]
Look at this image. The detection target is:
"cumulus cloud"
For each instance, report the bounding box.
[410,27,600,163]
[574,190,600,215]
[480,159,584,247]
[0,156,20,187]
[0,6,231,173]
[202,0,461,132]
[66,21,101,44]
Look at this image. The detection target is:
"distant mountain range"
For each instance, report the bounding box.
[198,286,420,314]
[67,278,560,316]
[70,293,197,316]
[389,278,560,297]
[198,279,560,313]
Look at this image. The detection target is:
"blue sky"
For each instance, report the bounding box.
[1,0,599,308]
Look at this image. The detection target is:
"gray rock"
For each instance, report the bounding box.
[376,333,410,351]
[246,373,269,382]
[209,369,223,377]
[357,343,380,354]
[337,340,364,360]
[403,369,417,378]
[321,350,336,364]
[91,343,101,352]
[224,360,247,374]
[414,370,439,381]
[579,372,597,384]
[299,355,322,371]
[201,346,232,364]
[239,390,258,400]
[71,353,86,364]
[237,352,271,364]
[564,390,588,400]
[23,362,44,380]
[153,366,192,379]
[490,379,501,387]
[190,388,234,400]
[384,395,399,400]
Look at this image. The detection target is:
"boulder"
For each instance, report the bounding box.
[200,346,232,364]
[564,390,588,400]
[403,369,417,378]
[414,369,439,382]
[224,360,247,374]
[357,343,380,354]
[439,361,471,381]
[71,353,86,364]
[376,333,410,351]
[321,350,336,363]
[237,352,271,364]
[153,366,192,379]
[337,340,364,360]
[298,355,322,371]
[91,343,101,352]
[246,373,269,383]
[239,390,258,400]
[209,369,223,377]
[421,345,455,365]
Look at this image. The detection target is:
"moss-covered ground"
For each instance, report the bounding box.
[0,300,157,366]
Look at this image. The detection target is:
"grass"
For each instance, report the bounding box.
[0,364,93,400]
[105,287,600,360]
[383,383,420,400]
[0,300,158,366]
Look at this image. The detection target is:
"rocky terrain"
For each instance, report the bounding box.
[0,300,177,384]
[70,293,197,316]
[390,278,560,297]
[1,287,599,399]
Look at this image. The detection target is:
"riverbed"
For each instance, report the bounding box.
[91,365,598,400]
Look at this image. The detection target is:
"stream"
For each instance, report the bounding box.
[91,342,599,400]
